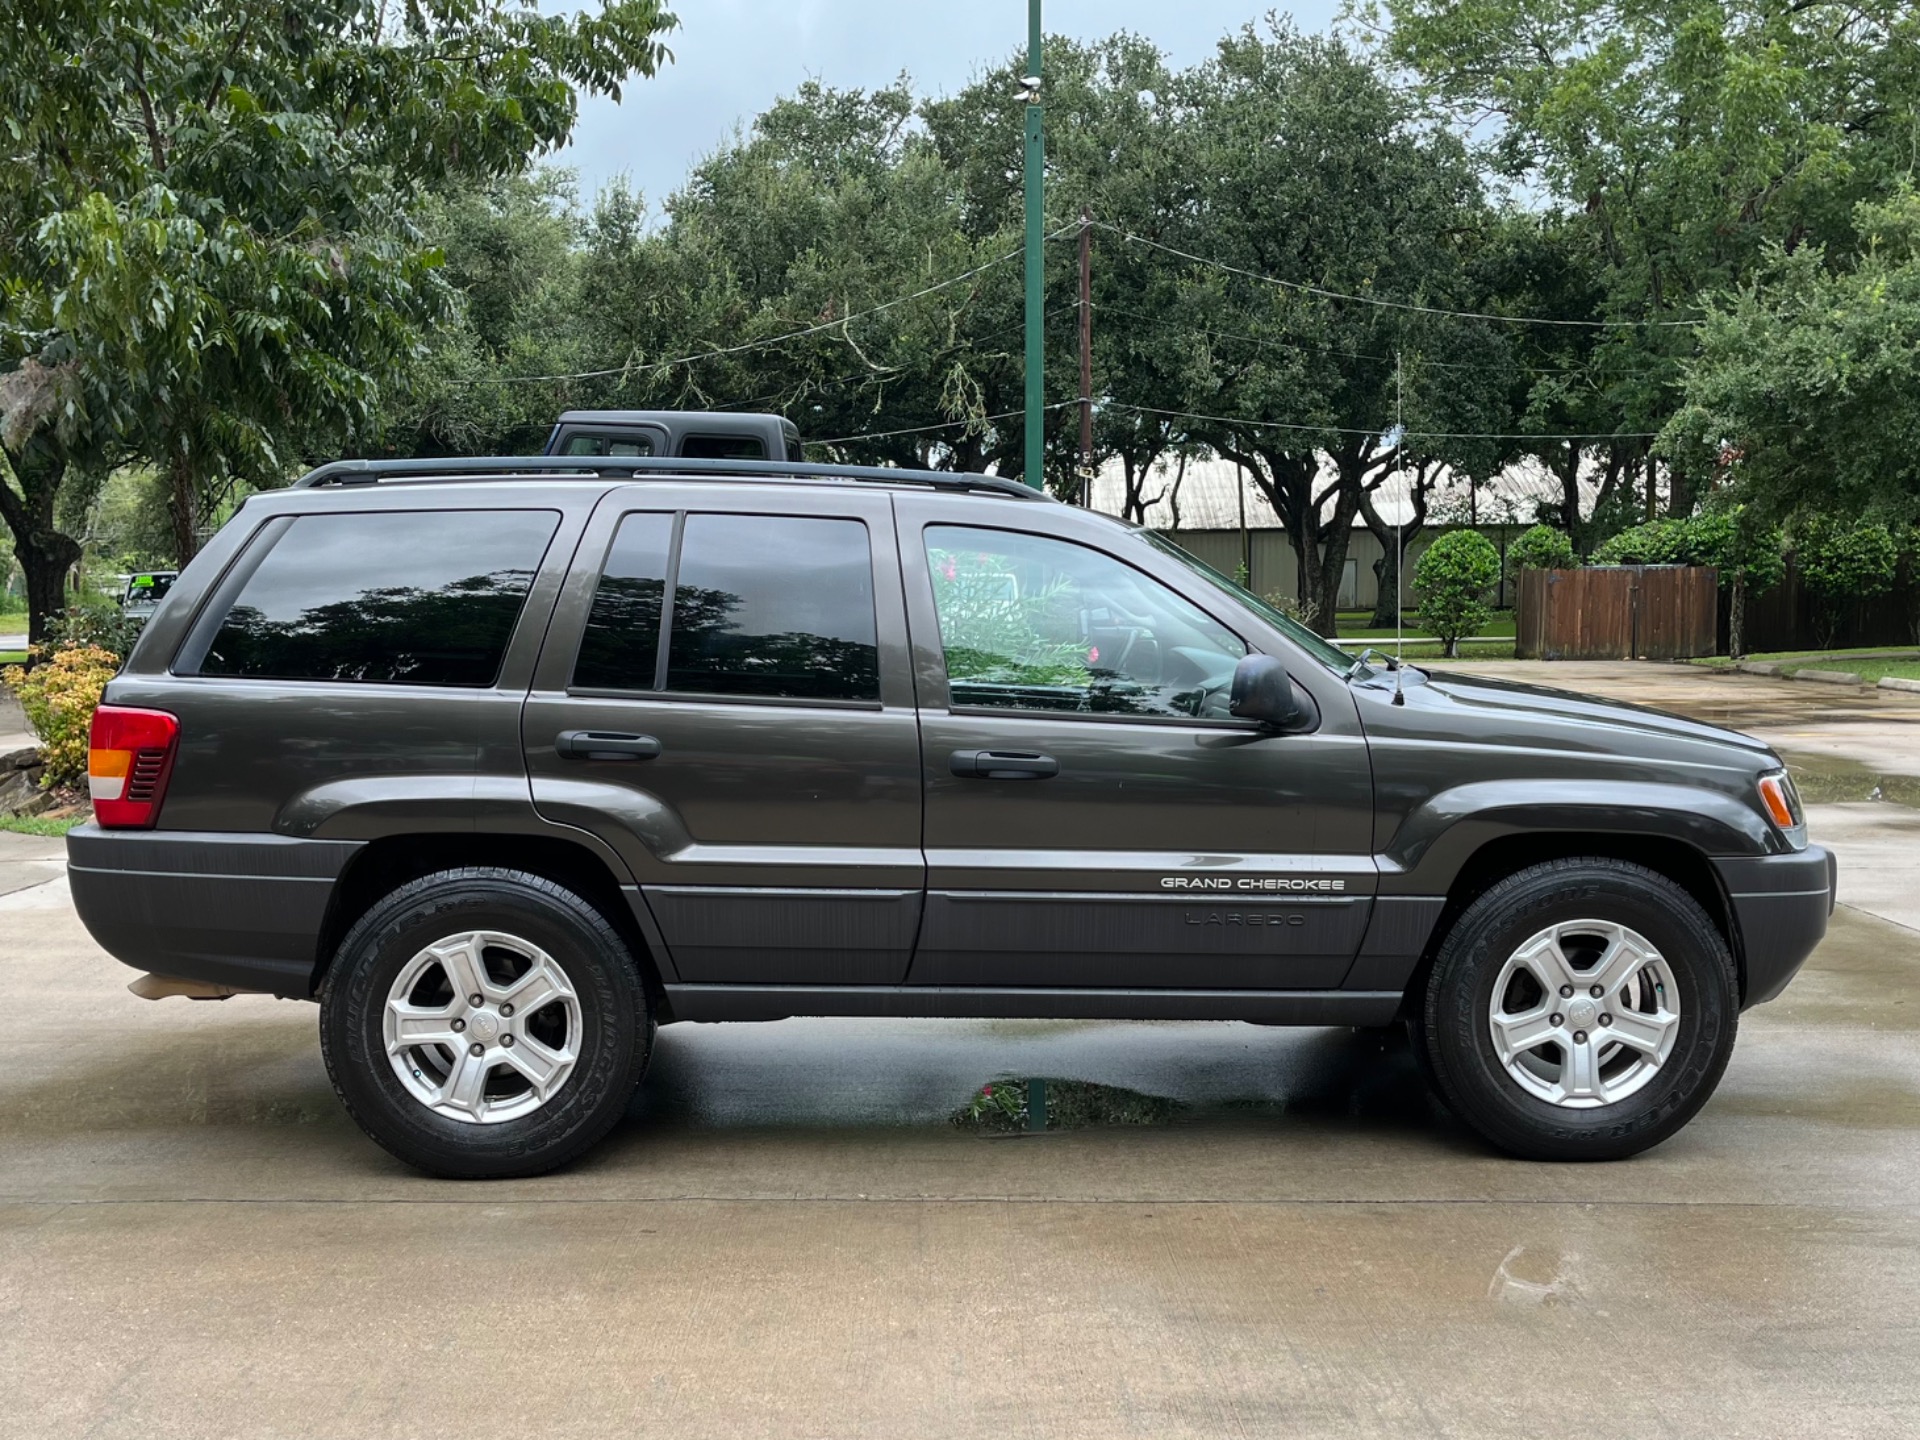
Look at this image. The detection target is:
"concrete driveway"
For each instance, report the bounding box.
[2,662,1917,1438]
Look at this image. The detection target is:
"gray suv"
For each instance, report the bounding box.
[68,454,1835,1177]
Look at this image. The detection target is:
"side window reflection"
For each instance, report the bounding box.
[927,526,1246,718]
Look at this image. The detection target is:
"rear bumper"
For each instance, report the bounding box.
[66,825,360,998]
[1715,846,1836,1008]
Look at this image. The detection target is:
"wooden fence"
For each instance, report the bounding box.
[1517,566,1719,660]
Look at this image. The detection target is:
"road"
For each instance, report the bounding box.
[2,662,1916,1438]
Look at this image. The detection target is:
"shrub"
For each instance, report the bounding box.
[1413,530,1501,658]
[1505,524,1577,580]
[1795,515,1900,648]
[45,601,143,662]
[1593,518,1692,566]
[2,644,120,788]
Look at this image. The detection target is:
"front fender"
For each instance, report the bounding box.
[1378,779,1779,894]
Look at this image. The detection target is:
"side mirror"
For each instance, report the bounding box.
[1229,653,1304,729]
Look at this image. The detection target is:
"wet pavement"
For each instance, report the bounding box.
[3,661,1918,1437]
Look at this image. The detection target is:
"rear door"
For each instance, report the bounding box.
[897,500,1376,992]
[523,484,922,986]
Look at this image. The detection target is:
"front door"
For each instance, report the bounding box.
[898,506,1376,992]
[523,486,922,986]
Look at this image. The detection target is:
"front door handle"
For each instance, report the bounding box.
[556,730,662,761]
[950,749,1059,780]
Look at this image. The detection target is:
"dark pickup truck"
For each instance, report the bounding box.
[68,453,1833,1177]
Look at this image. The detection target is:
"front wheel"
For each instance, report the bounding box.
[1414,858,1738,1161]
[320,868,652,1179]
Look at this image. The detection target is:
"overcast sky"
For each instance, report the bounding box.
[552,2,1343,211]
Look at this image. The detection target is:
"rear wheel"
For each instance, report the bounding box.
[320,868,651,1178]
[1413,858,1737,1161]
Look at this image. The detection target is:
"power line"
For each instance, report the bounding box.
[1104,402,1662,444]
[1091,301,1646,382]
[462,227,1081,388]
[815,401,1075,447]
[1090,222,1701,331]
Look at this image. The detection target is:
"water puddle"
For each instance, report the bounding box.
[1778,751,1920,808]
[950,1078,1186,1133]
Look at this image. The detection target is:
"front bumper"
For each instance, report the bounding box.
[1714,845,1837,1008]
[66,825,361,998]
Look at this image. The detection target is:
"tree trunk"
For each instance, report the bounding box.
[1729,571,1746,659]
[17,533,81,645]
[168,448,201,565]
[0,434,84,646]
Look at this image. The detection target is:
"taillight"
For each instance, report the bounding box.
[88,706,180,828]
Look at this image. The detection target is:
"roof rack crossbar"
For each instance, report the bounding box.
[291,454,1049,501]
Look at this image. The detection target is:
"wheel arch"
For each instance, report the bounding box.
[1397,831,1740,1017]
[311,832,667,1004]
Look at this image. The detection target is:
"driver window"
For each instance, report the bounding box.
[925,526,1246,718]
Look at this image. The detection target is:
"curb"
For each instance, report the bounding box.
[1880,676,1920,694]
[1793,668,1865,685]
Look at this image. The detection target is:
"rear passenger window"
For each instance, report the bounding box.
[573,513,673,690]
[668,515,876,699]
[197,511,558,687]
[571,513,879,702]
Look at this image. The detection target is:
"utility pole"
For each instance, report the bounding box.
[1022,0,1045,490]
[1078,206,1092,505]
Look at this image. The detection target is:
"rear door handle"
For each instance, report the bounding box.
[556,730,661,761]
[949,749,1059,780]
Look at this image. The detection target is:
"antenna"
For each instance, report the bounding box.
[1395,351,1404,666]
[1393,353,1407,704]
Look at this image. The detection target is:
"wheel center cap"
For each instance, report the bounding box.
[469,1010,502,1044]
[1566,997,1599,1029]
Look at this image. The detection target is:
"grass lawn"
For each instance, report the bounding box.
[0,814,82,836]
[0,651,25,666]
[1697,647,1920,684]
[1329,609,1518,660]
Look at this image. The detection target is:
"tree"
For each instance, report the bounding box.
[1505,523,1577,578]
[1413,529,1501,656]
[1795,515,1899,649]
[1663,190,1920,527]
[1173,24,1511,633]
[1,0,675,641]
[1372,0,1920,529]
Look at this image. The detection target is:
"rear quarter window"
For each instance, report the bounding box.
[193,510,559,686]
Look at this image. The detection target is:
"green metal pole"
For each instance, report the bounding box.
[1022,0,1045,490]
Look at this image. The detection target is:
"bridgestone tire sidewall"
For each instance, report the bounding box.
[321,870,650,1179]
[1424,862,1737,1162]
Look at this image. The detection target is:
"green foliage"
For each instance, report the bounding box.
[1794,515,1901,647]
[1,0,676,641]
[1412,530,1501,655]
[929,547,1090,690]
[1505,524,1577,577]
[1594,508,1786,592]
[3,644,120,787]
[1664,189,1920,523]
[43,603,142,662]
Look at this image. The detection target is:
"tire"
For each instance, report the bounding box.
[320,868,652,1179]
[1413,858,1737,1161]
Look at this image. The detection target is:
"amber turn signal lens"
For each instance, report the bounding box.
[1757,772,1801,831]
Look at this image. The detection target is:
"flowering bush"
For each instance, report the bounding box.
[2,644,120,788]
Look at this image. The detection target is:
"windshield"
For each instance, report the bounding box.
[1141,532,1356,676]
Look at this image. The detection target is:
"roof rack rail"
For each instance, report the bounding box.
[291,454,1051,501]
